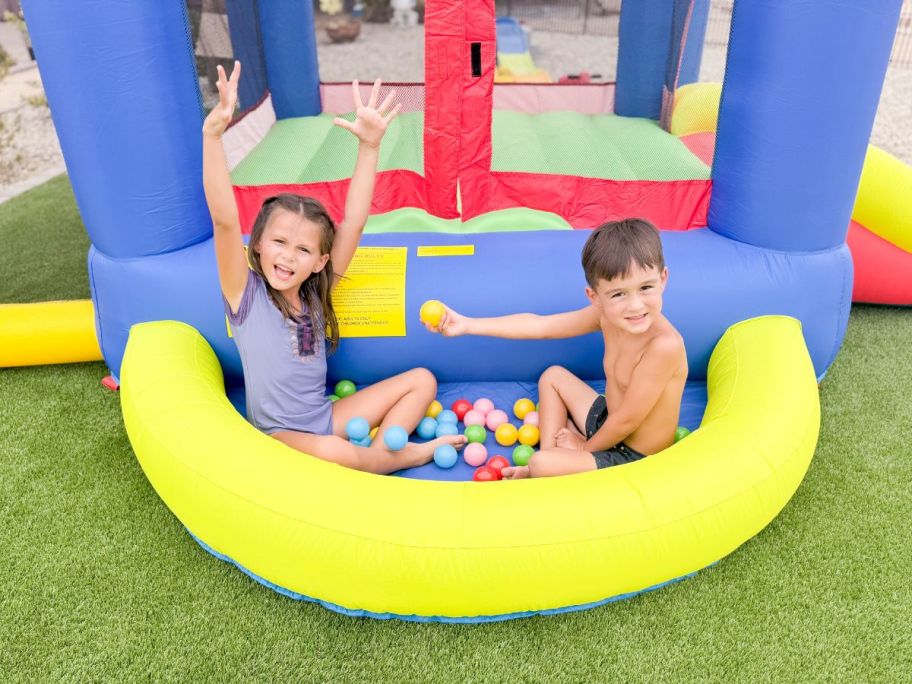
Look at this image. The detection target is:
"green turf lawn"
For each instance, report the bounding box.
[1,177,910,682]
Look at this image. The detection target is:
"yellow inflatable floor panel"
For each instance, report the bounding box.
[120,315,819,621]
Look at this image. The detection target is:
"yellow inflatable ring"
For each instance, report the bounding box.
[121,315,819,622]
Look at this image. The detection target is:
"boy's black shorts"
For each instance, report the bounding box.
[584,395,647,469]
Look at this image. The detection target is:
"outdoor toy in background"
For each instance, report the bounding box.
[495,16,551,83]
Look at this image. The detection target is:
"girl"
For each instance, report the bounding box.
[203,61,465,474]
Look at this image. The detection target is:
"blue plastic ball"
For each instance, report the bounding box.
[350,436,372,448]
[435,422,459,438]
[433,444,458,469]
[416,417,438,440]
[437,409,458,425]
[384,426,409,451]
[345,417,370,441]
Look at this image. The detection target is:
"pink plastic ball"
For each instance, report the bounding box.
[463,409,486,426]
[463,442,488,467]
[523,411,539,426]
[485,409,509,431]
[473,397,495,415]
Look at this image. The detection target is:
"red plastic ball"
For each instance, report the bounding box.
[486,455,510,474]
[473,465,501,482]
[451,399,473,421]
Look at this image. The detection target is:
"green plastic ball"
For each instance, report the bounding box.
[328,394,340,402]
[464,425,487,444]
[512,444,534,466]
[334,380,356,398]
[674,426,691,443]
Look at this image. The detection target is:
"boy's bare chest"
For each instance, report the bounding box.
[602,347,644,395]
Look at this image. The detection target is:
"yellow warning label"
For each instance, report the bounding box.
[417,245,475,257]
[333,246,408,337]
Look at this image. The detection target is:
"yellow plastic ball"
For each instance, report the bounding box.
[426,400,443,418]
[495,423,518,447]
[420,300,446,327]
[369,427,378,440]
[513,398,535,420]
[517,424,540,447]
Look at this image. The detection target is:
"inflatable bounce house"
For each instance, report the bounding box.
[20,0,904,621]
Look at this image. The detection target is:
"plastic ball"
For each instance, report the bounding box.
[512,444,534,466]
[437,409,458,425]
[464,424,487,444]
[451,399,473,421]
[328,394,340,402]
[486,455,510,474]
[523,411,539,426]
[350,436,372,448]
[463,409,486,426]
[517,424,540,447]
[473,465,501,482]
[435,422,459,438]
[383,426,409,451]
[345,417,370,441]
[420,299,446,327]
[433,444,458,469]
[335,380,356,398]
[473,398,495,415]
[369,427,378,440]
[463,442,488,467]
[416,417,438,440]
[674,426,692,443]
[513,398,535,419]
[485,409,509,431]
[495,423,518,446]
[426,400,443,418]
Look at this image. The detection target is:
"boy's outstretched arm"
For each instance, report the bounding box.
[202,61,248,312]
[330,79,402,281]
[426,304,600,340]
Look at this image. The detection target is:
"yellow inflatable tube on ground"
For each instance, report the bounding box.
[852,144,912,252]
[120,315,819,620]
[0,300,101,367]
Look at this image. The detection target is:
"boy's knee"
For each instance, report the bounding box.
[539,365,568,388]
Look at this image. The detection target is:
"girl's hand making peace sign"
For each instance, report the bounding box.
[333,79,402,149]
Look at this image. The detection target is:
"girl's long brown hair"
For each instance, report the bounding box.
[248,194,340,352]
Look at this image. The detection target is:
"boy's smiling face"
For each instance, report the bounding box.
[586,263,668,334]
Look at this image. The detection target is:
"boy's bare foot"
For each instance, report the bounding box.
[501,465,531,479]
[401,434,467,467]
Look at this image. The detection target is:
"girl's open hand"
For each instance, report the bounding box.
[203,61,241,138]
[333,79,402,148]
[423,304,470,337]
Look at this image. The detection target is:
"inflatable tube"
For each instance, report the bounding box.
[852,144,912,253]
[121,315,819,622]
[0,300,101,367]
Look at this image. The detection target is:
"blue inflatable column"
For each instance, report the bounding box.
[22,0,211,259]
[708,0,902,252]
[258,0,322,118]
[615,0,675,119]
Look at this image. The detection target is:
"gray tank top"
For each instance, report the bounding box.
[224,271,334,436]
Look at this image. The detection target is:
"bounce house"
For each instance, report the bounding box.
[20,0,904,621]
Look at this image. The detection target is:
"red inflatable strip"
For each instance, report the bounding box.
[847,220,912,305]
[459,170,711,230]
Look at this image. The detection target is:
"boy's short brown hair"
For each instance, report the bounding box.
[581,218,665,288]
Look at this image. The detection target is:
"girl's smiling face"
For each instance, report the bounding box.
[586,263,668,334]
[254,208,330,308]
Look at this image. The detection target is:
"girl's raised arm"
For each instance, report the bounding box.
[330,79,402,281]
[202,61,249,312]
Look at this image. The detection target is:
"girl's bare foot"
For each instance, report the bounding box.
[400,434,467,467]
[501,465,531,480]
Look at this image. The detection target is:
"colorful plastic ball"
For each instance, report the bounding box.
[485,409,509,431]
[464,424,487,444]
[383,426,409,451]
[486,455,510,474]
[426,400,443,418]
[435,422,459,438]
[433,444,458,469]
[463,409,486,427]
[328,394,340,402]
[350,436,372,448]
[345,417,370,441]
[518,424,540,447]
[416,417,438,440]
[437,409,458,425]
[523,411,539,426]
[674,426,692,443]
[495,423,519,446]
[473,465,501,482]
[369,427,378,440]
[451,399,473,421]
[463,442,488,467]
[513,444,534,466]
[473,397,495,415]
[420,299,446,327]
[513,398,535,420]
[335,379,356,398]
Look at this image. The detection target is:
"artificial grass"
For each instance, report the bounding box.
[1,177,910,681]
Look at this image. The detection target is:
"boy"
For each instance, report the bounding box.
[424,218,687,479]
